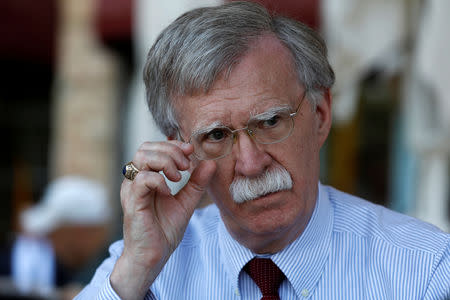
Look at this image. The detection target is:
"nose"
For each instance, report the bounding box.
[233,130,272,177]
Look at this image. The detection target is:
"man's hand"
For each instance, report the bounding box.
[110,141,216,300]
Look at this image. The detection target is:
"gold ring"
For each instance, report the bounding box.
[122,161,140,181]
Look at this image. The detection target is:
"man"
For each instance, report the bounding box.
[76,2,449,299]
[1,176,110,299]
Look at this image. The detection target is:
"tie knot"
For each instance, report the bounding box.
[244,258,286,299]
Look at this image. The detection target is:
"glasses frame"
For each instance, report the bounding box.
[182,91,307,160]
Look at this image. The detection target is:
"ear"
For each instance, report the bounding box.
[315,89,332,148]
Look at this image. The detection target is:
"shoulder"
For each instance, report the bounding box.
[326,185,449,255]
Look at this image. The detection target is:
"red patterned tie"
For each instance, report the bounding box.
[244,258,286,300]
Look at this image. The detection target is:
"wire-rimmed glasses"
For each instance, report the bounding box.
[186,92,306,160]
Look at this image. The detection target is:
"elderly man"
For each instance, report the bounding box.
[76,2,449,299]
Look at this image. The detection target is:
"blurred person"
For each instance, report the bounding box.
[0,176,111,299]
[77,2,449,299]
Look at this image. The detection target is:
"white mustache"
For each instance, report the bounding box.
[229,164,293,204]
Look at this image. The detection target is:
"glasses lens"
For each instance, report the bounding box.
[251,111,294,144]
[191,127,233,160]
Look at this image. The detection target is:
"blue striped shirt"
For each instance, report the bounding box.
[76,183,450,299]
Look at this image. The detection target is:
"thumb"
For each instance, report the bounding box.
[175,160,216,213]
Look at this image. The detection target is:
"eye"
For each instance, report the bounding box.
[205,128,228,142]
[260,115,281,128]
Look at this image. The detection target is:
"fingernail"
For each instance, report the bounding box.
[182,159,190,169]
[181,143,191,150]
[188,158,199,173]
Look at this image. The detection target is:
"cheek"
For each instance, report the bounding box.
[207,161,235,200]
[275,130,320,181]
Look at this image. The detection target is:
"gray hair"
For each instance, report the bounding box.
[143,1,335,138]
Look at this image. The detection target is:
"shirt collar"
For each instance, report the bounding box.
[218,182,333,297]
[218,215,254,293]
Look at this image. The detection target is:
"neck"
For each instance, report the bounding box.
[231,213,312,254]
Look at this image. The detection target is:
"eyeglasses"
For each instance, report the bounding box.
[185,92,306,160]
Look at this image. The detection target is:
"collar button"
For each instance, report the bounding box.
[301,289,309,297]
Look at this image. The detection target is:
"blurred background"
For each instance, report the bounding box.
[0,0,448,298]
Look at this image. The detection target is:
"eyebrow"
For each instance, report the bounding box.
[191,121,227,137]
[249,105,291,121]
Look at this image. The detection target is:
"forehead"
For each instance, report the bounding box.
[176,35,302,133]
